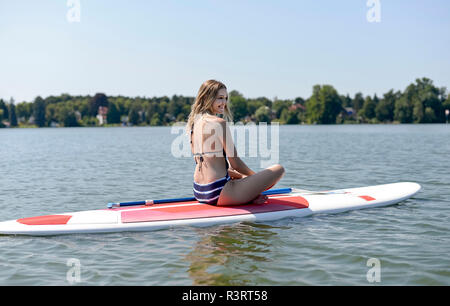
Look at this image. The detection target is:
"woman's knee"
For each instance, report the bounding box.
[269,164,285,177]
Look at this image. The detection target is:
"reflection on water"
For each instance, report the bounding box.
[184,222,287,285]
[1,125,449,285]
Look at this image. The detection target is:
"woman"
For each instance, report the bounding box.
[187,80,285,206]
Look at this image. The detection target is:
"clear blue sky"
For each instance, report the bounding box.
[1,0,449,103]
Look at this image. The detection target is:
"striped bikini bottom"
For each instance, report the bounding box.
[193,174,231,205]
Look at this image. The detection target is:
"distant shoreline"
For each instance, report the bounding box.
[1,78,449,128]
[2,122,449,130]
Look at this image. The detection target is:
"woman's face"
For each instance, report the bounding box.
[211,88,228,115]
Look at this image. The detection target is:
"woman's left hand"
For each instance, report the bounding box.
[228,168,246,180]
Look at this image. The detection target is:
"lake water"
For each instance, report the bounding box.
[0,124,449,285]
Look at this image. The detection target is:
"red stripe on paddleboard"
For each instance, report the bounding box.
[359,195,376,201]
[17,215,72,225]
[110,194,289,211]
[121,196,309,223]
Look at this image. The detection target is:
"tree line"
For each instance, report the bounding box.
[1,77,449,128]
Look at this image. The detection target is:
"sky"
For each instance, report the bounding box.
[1,0,449,103]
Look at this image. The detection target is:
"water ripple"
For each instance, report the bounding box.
[1,125,449,285]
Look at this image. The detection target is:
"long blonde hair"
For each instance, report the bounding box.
[186,80,233,133]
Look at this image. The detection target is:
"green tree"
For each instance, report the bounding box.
[396,78,445,123]
[45,103,58,125]
[181,104,191,121]
[294,97,305,105]
[394,95,413,123]
[159,101,169,124]
[229,93,248,122]
[254,106,271,123]
[128,105,140,125]
[247,99,265,116]
[78,99,89,118]
[168,95,184,119]
[306,85,342,124]
[16,102,33,123]
[376,90,399,122]
[107,102,121,124]
[280,108,300,124]
[150,113,161,126]
[229,90,243,98]
[342,94,353,108]
[415,78,445,122]
[89,93,109,117]
[412,96,424,123]
[443,94,450,118]
[145,102,159,124]
[0,99,9,120]
[272,100,292,119]
[424,107,436,123]
[361,96,377,121]
[9,99,18,127]
[33,96,47,127]
[353,93,365,114]
[58,107,79,127]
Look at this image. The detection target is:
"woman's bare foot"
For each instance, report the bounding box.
[252,194,268,204]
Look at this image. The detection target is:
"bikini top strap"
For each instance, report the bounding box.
[191,118,228,170]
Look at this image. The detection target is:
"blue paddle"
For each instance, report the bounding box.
[107,188,292,209]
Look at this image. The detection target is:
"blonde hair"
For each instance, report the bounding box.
[186,80,233,133]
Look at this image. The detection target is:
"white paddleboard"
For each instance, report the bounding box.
[0,182,421,236]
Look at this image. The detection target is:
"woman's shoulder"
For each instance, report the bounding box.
[200,116,227,137]
[202,114,226,125]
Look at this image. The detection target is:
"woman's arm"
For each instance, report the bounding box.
[227,167,245,180]
[227,156,255,176]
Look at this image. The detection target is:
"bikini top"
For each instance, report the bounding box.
[190,122,229,171]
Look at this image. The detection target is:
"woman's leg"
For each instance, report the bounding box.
[217,164,285,206]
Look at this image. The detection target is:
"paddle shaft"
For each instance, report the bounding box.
[107,188,292,208]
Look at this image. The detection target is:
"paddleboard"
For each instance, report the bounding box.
[0,182,421,236]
